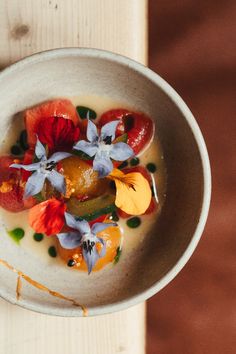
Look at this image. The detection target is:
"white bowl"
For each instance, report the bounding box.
[0,48,211,316]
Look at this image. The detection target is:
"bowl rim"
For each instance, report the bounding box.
[0,47,211,317]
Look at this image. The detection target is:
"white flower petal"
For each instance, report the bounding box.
[35,138,46,160]
[98,237,106,257]
[87,119,98,142]
[48,152,72,163]
[10,162,40,171]
[57,232,82,249]
[64,212,90,234]
[93,153,113,177]
[24,171,46,198]
[47,170,66,194]
[91,222,117,235]
[73,140,98,157]
[110,142,134,161]
[101,120,120,141]
[64,212,79,229]
[82,245,100,274]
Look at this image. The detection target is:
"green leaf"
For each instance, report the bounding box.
[33,192,45,202]
[113,133,128,144]
[7,228,25,244]
[114,247,122,264]
[76,106,97,120]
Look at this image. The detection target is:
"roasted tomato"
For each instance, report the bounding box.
[60,156,110,198]
[57,222,122,272]
[99,109,154,155]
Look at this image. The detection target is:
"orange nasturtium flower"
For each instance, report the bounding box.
[29,198,66,236]
[108,169,152,215]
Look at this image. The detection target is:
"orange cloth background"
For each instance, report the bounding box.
[147,1,236,353]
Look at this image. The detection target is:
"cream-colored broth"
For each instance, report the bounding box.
[0,95,166,266]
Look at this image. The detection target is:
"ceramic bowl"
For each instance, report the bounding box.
[0,48,211,316]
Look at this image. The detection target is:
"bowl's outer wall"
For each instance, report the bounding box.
[0,50,210,316]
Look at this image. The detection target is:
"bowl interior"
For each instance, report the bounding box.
[0,50,208,316]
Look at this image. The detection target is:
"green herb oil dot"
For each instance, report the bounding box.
[130,157,140,166]
[33,233,44,242]
[126,217,141,228]
[10,145,22,156]
[111,211,119,222]
[7,228,25,244]
[146,163,157,173]
[76,106,97,120]
[48,246,57,258]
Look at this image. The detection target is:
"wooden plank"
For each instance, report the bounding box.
[0,0,147,67]
[0,1,147,354]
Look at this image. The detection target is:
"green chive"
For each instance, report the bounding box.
[19,130,29,151]
[33,233,44,242]
[126,217,141,228]
[146,163,157,173]
[130,157,140,166]
[10,145,22,156]
[76,106,97,120]
[7,228,25,244]
[114,247,122,264]
[48,246,57,258]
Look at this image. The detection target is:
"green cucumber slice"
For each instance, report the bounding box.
[66,194,116,221]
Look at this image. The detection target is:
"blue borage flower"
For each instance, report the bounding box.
[57,212,117,273]
[73,119,134,177]
[10,138,71,198]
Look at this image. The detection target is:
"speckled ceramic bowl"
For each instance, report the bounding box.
[0,48,211,316]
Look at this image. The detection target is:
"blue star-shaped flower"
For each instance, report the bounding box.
[73,119,134,177]
[10,138,71,198]
[57,212,117,274]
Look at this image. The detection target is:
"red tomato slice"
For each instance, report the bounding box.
[99,109,154,155]
[25,99,79,147]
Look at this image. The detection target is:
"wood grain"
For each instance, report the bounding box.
[0,1,147,354]
[0,0,147,68]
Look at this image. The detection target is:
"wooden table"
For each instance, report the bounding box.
[0,1,147,353]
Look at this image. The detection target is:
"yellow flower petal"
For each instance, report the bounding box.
[109,169,152,215]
